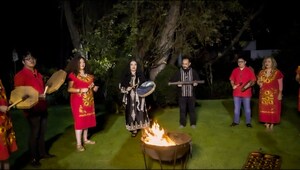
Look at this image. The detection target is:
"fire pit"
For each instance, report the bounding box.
[141,122,192,169]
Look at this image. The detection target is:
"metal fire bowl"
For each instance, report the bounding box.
[141,132,192,161]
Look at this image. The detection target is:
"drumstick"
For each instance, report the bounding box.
[124,84,138,93]
[43,86,49,95]
[43,82,52,95]
[128,84,138,90]
[7,94,30,111]
[241,81,254,92]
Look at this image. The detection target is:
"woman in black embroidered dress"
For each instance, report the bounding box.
[120,59,150,137]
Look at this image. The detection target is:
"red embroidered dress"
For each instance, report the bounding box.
[0,80,17,160]
[258,69,283,123]
[69,73,96,130]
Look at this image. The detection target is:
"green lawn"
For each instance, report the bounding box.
[9,97,300,169]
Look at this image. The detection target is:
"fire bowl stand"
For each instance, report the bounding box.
[141,142,192,170]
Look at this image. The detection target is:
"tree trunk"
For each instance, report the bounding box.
[63,0,81,50]
[149,1,181,80]
[204,63,213,97]
[169,48,180,66]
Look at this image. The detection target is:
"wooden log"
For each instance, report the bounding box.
[168,80,205,86]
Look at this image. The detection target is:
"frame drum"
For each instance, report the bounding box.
[137,81,156,97]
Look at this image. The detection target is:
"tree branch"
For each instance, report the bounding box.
[211,3,265,64]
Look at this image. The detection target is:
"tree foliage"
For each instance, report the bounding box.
[75,0,261,76]
[65,0,265,102]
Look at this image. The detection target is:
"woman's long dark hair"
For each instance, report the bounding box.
[120,59,145,87]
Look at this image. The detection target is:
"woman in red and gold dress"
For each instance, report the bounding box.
[0,79,17,169]
[296,66,300,113]
[257,56,283,130]
[66,55,99,152]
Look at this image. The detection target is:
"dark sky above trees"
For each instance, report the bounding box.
[2,0,64,73]
[1,1,299,82]
[253,1,299,49]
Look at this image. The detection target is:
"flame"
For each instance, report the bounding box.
[142,122,176,146]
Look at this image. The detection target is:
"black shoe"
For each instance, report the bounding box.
[30,158,41,167]
[40,154,56,159]
[230,122,238,127]
[246,124,252,128]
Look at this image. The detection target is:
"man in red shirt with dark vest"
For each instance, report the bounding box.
[14,51,55,167]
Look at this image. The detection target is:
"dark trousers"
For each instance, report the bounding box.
[179,96,196,126]
[27,113,48,160]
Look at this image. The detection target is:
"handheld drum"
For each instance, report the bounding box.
[137,81,156,97]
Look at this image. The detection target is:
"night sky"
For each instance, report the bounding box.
[2,0,67,74]
[1,0,67,91]
[1,1,299,90]
[255,1,300,49]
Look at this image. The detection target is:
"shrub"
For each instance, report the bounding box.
[196,80,232,99]
[153,65,179,107]
[104,58,130,114]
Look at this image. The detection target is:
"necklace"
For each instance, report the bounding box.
[264,69,272,77]
[79,73,87,77]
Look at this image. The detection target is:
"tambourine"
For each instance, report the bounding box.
[137,81,156,97]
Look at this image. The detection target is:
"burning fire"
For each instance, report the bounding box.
[142,122,176,146]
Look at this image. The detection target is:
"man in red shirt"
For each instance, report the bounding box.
[14,51,55,167]
[229,56,256,127]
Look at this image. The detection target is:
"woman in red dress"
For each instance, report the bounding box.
[66,55,99,152]
[296,66,300,112]
[0,79,18,169]
[257,56,283,130]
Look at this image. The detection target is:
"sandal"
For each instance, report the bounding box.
[84,140,96,145]
[77,145,85,152]
[131,130,138,137]
[265,123,270,129]
[269,124,274,130]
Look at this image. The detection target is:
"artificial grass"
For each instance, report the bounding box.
[9,97,300,169]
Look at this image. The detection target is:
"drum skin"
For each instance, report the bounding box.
[137,81,156,97]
